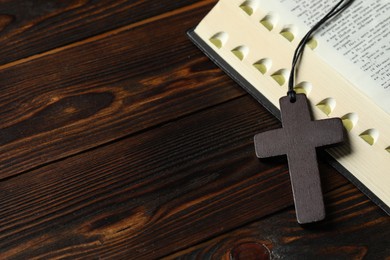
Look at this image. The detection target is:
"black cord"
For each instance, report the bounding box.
[288,0,356,102]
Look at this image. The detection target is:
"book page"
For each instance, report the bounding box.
[265,0,390,114]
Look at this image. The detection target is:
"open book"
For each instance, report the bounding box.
[188,0,390,214]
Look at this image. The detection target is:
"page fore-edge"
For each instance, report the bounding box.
[187,28,390,216]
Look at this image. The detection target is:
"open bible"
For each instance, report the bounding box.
[188,0,390,214]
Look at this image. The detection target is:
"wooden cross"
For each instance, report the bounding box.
[254,94,345,224]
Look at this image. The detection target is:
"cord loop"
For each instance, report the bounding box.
[288,90,297,103]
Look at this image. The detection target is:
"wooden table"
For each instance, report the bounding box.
[0,1,388,259]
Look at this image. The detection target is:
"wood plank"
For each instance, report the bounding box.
[0,0,215,66]
[0,96,349,259]
[167,184,390,260]
[0,2,243,179]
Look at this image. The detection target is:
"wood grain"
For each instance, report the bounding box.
[0,1,387,259]
[0,0,216,66]
[166,184,390,260]
[0,96,348,259]
[0,1,243,179]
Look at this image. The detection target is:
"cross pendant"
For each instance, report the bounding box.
[254,94,345,224]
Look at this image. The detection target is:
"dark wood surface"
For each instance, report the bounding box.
[0,1,388,259]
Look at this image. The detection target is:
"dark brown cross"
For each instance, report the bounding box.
[254,94,345,224]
